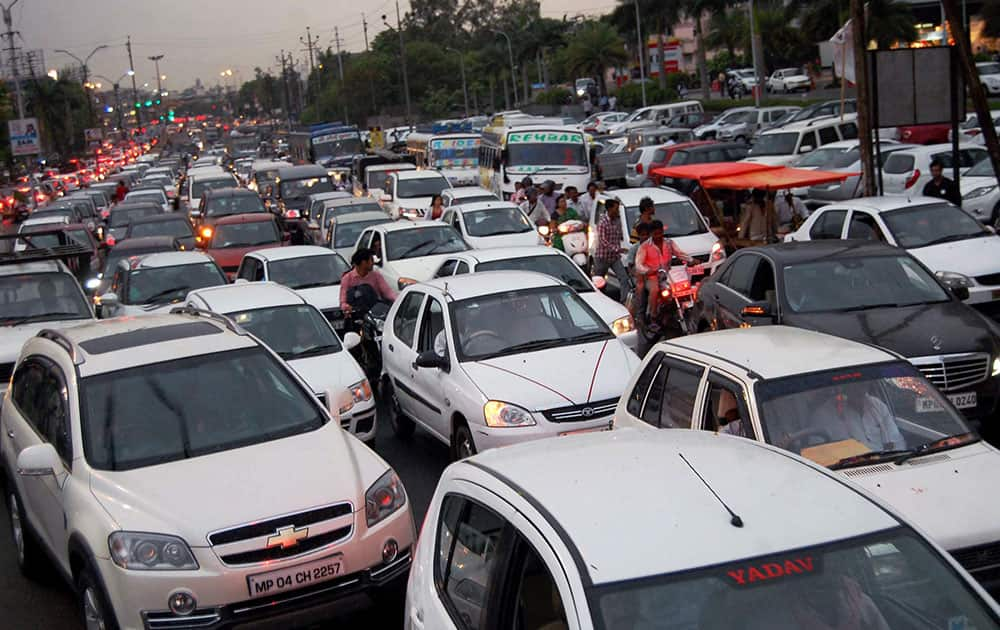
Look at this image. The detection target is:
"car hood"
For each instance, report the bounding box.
[909,236,1000,278]
[786,301,999,358]
[742,155,797,166]
[461,339,636,410]
[89,422,384,546]
[288,352,365,397]
[670,231,717,258]
[846,442,1000,550]
[294,285,342,311]
[578,292,629,326]
[959,175,997,195]
[387,254,461,283]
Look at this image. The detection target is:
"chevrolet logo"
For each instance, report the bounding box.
[266,525,309,549]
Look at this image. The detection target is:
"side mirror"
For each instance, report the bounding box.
[342,331,361,350]
[951,286,971,301]
[798,145,814,154]
[740,301,775,322]
[16,443,61,478]
[413,349,448,370]
[99,292,120,309]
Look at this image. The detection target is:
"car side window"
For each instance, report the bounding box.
[931,152,954,169]
[417,297,446,355]
[236,258,257,281]
[809,209,847,240]
[702,373,755,439]
[435,495,509,630]
[455,261,470,275]
[721,255,759,297]
[640,356,704,429]
[626,351,663,417]
[800,130,819,151]
[960,149,987,167]
[818,125,839,145]
[10,360,44,427]
[498,536,568,630]
[357,230,372,251]
[435,260,458,278]
[254,261,266,281]
[839,122,859,140]
[11,358,70,461]
[847,212,885,241]
[393,291,424,348]
[747,258,775,302]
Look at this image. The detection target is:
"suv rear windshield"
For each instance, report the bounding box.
[0,272,92,324]
[204,195,265,217]
[81,347,325,470]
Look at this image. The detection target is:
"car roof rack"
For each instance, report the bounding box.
[0,230,94,267]
[168,306,246,335]
[36,329,85,365]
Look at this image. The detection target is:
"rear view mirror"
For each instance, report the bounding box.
[16,443,61,478]
[342,331,361,350]
[951,286,971,301]
[798,145,814,154]
[99,292,119,309]
[740,301,775,322]
[414,350,449,371]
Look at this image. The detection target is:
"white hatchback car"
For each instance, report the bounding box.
[354,221,469,291]
[961,157,1000,225]
[430,246,638,351]
[441,186,498,208]
[881,143,987,196]
[1,312,413,630]
[98,251,227,318]
[381,169,453,220]
[615,325,1000,591]
[439,201,542,249]
[406,428,1000,629]
[785,196,1000,311]
[186,282,376,442]
[382,271,640,459]
[234,245,351,323]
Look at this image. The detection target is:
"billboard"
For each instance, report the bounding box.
[9,118,40,156]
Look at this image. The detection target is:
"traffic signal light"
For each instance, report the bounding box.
[144,100,152,107]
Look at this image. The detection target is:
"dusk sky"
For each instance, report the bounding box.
[19,0,616,89]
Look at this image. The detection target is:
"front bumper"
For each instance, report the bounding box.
[472,412,614,452]
[340,402,377,442]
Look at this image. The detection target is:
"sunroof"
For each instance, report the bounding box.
[79,322,222,355]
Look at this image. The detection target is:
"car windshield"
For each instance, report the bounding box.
[783,255,950,313]
[979,62,1000,75]
[80,347,325,471]
[507,142,588,167]
[794,146,849,168]
[966,158,997,177]
[477,255,594,293]
[757,362,975,468]
[386,225,467,260]
[723,111,757,124]
[595,528,999,630]
[229,304,342,360]
[314,137,364,160]
[204,195,265,217]
[211,221,279,248]
[128,219,193,239]
[748,132,798,156]
[191,177,236,198]
[17,227,90,250]
[126,262,225,305]
[280,176,334,199]
[452,286,611,360]
[463,207,533,237]
[780,67,804,76]
[625,201,707,237]
[102,246,172,276]
[267,254,349,289]
[110,207,159,227]
[367,169,401,191]
[126,191,164,203]
[334,218,391,248]
[882,203,990,248]
[397,175,450,198]
[453,195,496,205]
[0,272,92,324]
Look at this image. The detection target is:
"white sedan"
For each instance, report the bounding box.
[961,157,1000,226]
[354,221,469,291]
[234,245,351,323]
[382,271,640,459]
[98,251,227,317]
[439,201,542,249]
[766,67,811,93]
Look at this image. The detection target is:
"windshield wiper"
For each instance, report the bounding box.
[894,432,979,464]
[292,281,334,289]
[836,302,901,312]
[567,330,614,343]
[396,239,436,258]
[920,233,987,247]
[829,449,914,470]
[7,311,90,326]
[288,344,340,359]
[490,338,566,355]
[143,286,190,304]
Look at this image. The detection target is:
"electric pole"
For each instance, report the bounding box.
[148,54,164,122]
[383,1,411,125]
[299,26,316,105]
[362,13,377,113]
[126,35,141,128]
[1,0,24,119]
[333,27,348,123]
[277,50,292,128]
[850,0,875,196]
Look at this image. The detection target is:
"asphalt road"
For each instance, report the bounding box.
[0,396,448,629]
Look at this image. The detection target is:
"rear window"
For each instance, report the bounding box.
[627,150,643,165]
[883,154,915,174]
[652,148,669,163]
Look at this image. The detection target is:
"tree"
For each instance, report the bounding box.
[865,0,916,49]
[984,0,1000,39]
[687,0,734,99]
[705,7,747,58]
[795,0,844,44]
[559,21,627,96]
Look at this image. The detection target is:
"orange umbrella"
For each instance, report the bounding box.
[699,167,860,191]
[650,161,780,183]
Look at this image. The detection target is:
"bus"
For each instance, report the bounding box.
[288,123,365,170]
[479,118,591,200]
[405,132,481,187]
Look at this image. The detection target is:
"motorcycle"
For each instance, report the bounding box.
[342,283,390,381]
[627,258,705,348]
[557,219,590,268]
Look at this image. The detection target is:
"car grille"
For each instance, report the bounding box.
[951,540,1000,573]
[909,353,990,392]
[0,362,14,383]
[220,526,352,565]
[542,397,618,423]
[975,272,1000,286]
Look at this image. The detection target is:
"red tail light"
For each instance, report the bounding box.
[636,163,643,174]
[904,169,921,190]
[106,236,116,246]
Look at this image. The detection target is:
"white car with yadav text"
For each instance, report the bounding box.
[406,429,1000,629]
[615,325,1000,592]
[380,169,453,220]
[1,312,413,629]
[382,271,639,459]
[185,282,377,442]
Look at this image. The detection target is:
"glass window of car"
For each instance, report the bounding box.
[719,255,759,297]
[191,177,237,199]
[500,537,568,630]
[463,208,532,237]
[0,272,92,323]
[126,262,226,305]
[393,291,424,347]
[477,254,593,293]
[228,304,342,360]
[930,152,955,169]
[702,374,754,439]
[435,259,458,278]
[782,254,950,313]
[626,351,663,417]
[817,126,839,145]
[847,212,885,241]
[11,359,49,436]
[203,194,266,217]
[236,257,259,281]
[795,146,847,168]
[279,176,334,199]
[385,226,466,261]
[396,175,450,199]
[266,254,349,290]
[809,209,847,240]
[881,203,989,248]
[839,122,859,140]
[417,297,446,355]
[667,150,690,166]
[883,153,915,174]
[81,346,326,471]
[748,132,798,156]
[455,261,470,274]
[211,220,280,248]
[747,258,775,302]
[109,206,159,227]
[128,218,194,239]
[624,201,706,238]
[638,356,704,429]
[959,148,987,167]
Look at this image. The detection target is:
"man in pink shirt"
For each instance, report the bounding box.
[340,248,398,316]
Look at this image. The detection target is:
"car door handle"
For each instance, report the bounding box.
[5,430,12,439]
[388,343,394,352]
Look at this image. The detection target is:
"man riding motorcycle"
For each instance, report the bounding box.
[634,219,692,332]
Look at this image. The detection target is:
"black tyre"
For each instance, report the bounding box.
[388,385,415,440]
[451,420,477,461]
[76,564,119,630]
[7,489,44,580]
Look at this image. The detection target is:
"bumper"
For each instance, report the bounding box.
[340,402,377,441]
[472,414,613,451]
[966,285,1000,307]
[99,509,414,630]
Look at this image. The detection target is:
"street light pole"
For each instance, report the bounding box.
[493,30,517,108]
[382,2,412,125]
[96,72,130,131]
[55,44,109,120]
[748,0,762,106]
[633,0,647,107]
[446,47,469,118]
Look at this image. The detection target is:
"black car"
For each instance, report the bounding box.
[695,240,1000,430]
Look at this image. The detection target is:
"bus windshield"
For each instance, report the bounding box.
[505,131,588,168]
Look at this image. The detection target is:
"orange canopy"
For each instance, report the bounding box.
[650,161,859,191]
[650,161,779,182]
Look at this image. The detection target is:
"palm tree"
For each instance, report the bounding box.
[795,0,845,43]
[561,21,628,96]
[687,0,735,99]
[705,7,747,58]
[865,0,916,49]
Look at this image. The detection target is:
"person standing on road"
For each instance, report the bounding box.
[599,94,609,112]
[114,180,129,202]
[520,187,550,226]
[426,194,445,220]
[922,159,962,207]
[576,182,599,222]
[582,95,594,117]
[608,94,617,111]
[593,198,629,301]
[340,248,398,317]
[630,196,656,243]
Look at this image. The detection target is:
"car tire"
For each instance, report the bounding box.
[76,564,119,630]
[735,136,745,144]
[388,386,415,440]
[7,488,45,580]
[451,419,477,461]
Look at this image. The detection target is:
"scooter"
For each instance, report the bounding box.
[558,219,590,268]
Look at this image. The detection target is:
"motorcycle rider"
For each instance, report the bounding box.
[635,219,692,329]
[339,247,398,318]
[550,194,579,251]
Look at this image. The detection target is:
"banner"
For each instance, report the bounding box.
[9,118,41,156]
[830,19,855,84]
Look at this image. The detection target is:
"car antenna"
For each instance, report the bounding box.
[678,452,744,528]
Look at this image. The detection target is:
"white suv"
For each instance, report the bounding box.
[2,311,413,629]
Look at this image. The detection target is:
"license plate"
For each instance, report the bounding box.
[948,391,978,409]
[246,554,343,598]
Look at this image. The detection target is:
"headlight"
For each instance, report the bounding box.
[365,469,406,527]
[339,379,373,413]
[85,277,101,290]
[398,277,417,290]
[935,270,975,288]
[993,357,1000,377]
[963,185,997,200]
[611,315,635,336]
[483,400,536,428]
[711,240,726,261]
[538,225,550,237]
[108,532,198,571]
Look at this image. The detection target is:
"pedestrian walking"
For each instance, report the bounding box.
[921,159,962,207]
[593,198,630,302]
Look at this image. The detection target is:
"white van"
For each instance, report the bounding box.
[607,100,704,135]
[744,114,859,166]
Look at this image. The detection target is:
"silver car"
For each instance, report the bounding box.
[805,143,917,209]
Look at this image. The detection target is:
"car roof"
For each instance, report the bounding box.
[203,187,255,199]
[889,142,983,155]
[212,212,275,225]
[451,200,519,214]
[602,187,691,206]
[129,251,214,270]
[246,245,333,262]
[322,197,382,209]
[277,164,327,179]
[395,169,447,181]
[761,113,857,134]
[377,220,453,234]
[447,186,495,198]
[464,429,899,585]
[308,191,352,201]
[741,239,904,264]
[188,281,305,313]
[658,326,897,380]
[333,210,391,223]
[420,269,559,299]
[112,202,161,212]
[0,260,63,276]
[127,214,188,225]
[822,195,948,214]
[112,235,178,249]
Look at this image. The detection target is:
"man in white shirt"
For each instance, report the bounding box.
[520,187,550,226]
[575,182,598,224]
[775,190,809,231]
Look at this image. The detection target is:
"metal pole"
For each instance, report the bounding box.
[495,31,517,108]
[447,47,470,117]
[148,54,163,122]
[2,0,24,119]
[634,0,647,107]
[384,3,412,125]
[126,35,141,128]
[362,13,377,114]
[748,0,761,106]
